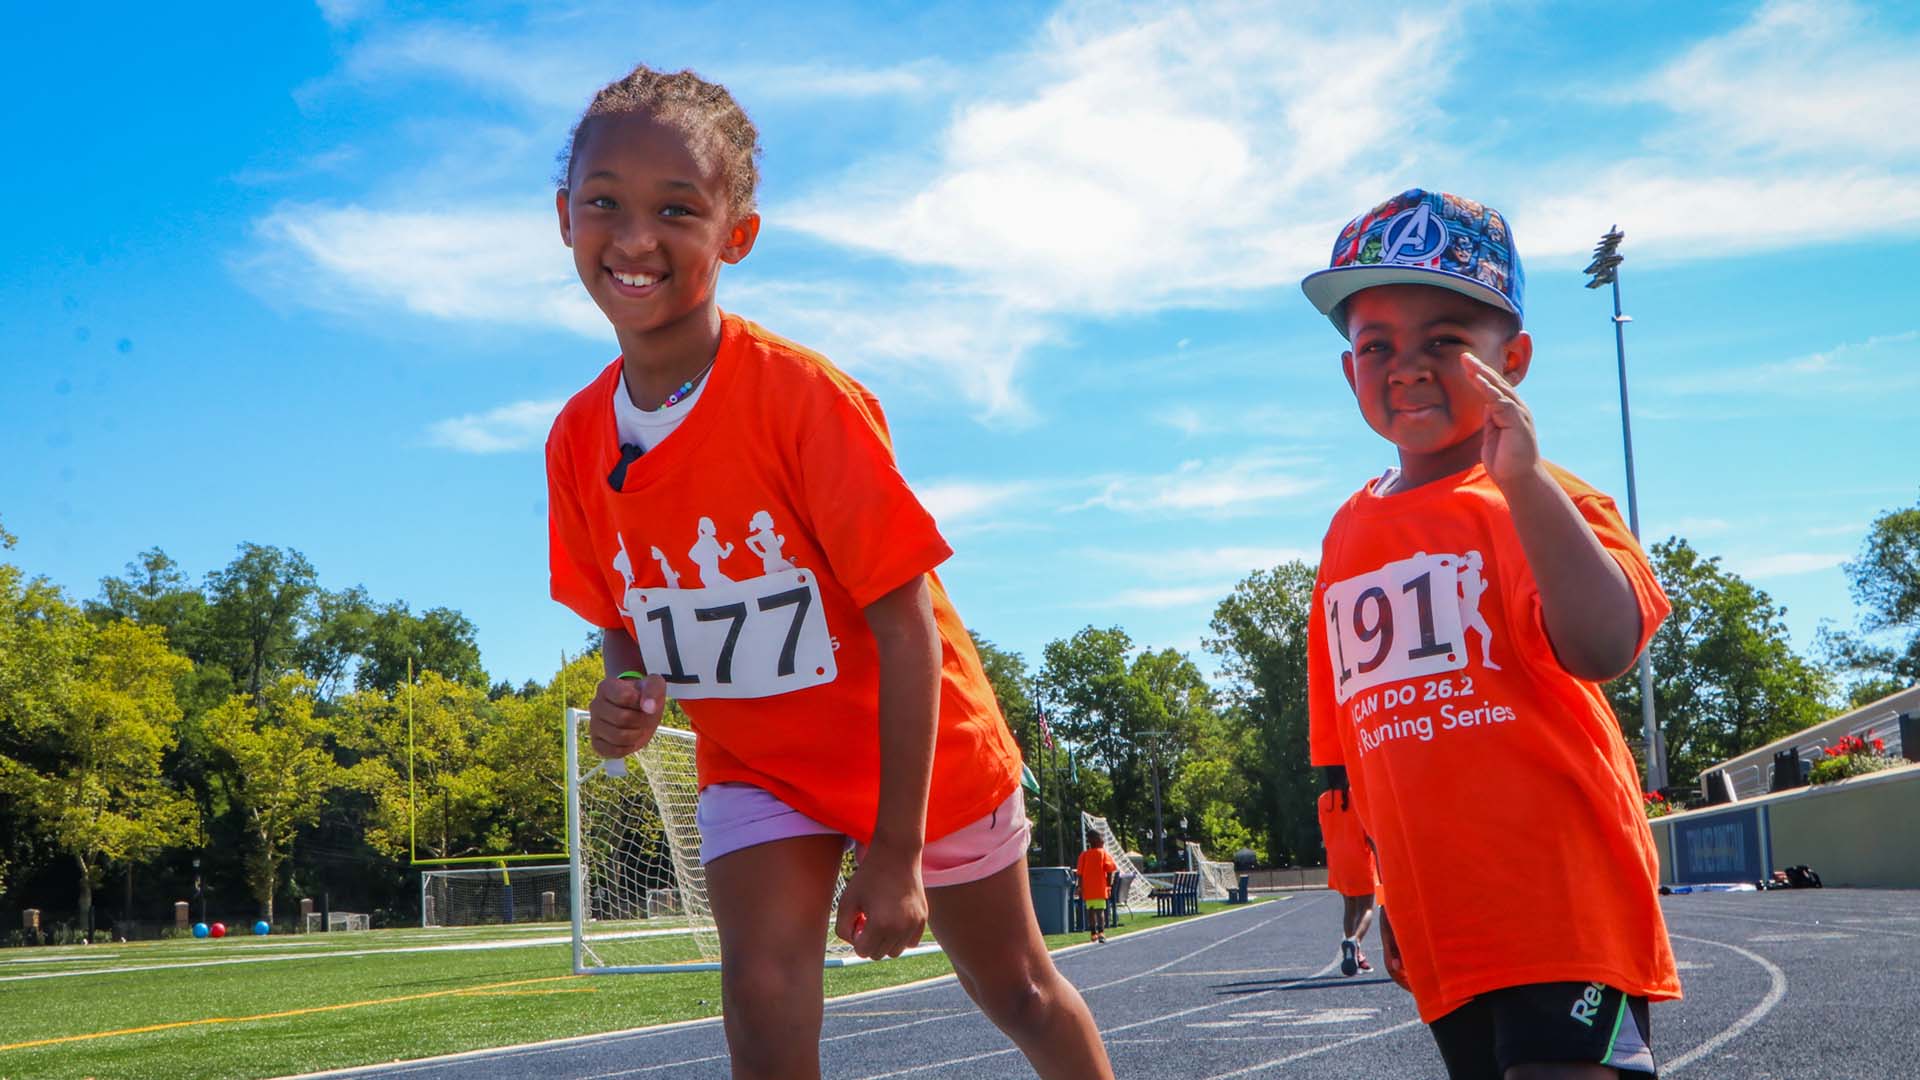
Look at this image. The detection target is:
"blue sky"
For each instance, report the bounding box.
[4,0,1916,686]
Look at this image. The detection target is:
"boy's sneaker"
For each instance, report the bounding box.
[1356,952,1373,973]
[1340,939,1359,976]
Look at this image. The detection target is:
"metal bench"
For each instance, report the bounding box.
[1152,871,1199,917]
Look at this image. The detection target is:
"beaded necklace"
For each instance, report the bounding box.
[652,356,717,409]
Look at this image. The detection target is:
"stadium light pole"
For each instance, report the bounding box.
[1585,226,1667,793]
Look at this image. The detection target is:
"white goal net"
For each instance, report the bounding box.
[419,864,571,927]
[301,912,369,933]
[565,708,929,973]
[1185,841,1238,902]
[1079,812,1156,911]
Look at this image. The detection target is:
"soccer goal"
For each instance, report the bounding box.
[1185,841,1238,902]
[301,912,370,933]
[564,708,937,974]
[419,864,572,928]
[1079,811,1156,912]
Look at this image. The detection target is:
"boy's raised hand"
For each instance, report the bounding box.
[1462,352,1540,487]
[590,672,666,760]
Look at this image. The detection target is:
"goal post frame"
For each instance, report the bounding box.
[564,707,940,974]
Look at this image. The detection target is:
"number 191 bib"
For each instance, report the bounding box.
[1323,551,1483,705]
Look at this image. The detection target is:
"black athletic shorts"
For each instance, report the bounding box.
[1428,981,1655,1079]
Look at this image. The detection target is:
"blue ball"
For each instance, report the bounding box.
[253,920,270,936]
[192,922,209,939]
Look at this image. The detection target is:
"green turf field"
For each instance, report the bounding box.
[0,901,1263,1080]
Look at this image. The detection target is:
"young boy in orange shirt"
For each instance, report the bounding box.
[1316,767,1377,977]
[1301,189,1679,1079]
[1075,832,1120,943]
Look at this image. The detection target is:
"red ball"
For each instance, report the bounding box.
[210,922,227,939]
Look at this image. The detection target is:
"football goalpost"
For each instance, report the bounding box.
[564,708,940,974]
[1079,811,1157,912]
[1185,841,1238,902]
[418,864,572,928]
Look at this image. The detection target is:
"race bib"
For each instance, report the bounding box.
[1323,552,1473,704]
[622,568,837,700]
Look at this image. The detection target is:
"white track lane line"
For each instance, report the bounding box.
[1201,1019,1429,1079]
[4,931,687,983]
[1663,905,1920,940]
[1661,932,1788,1076]
[847,903,1358,1080]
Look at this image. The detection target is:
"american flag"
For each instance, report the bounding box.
[1036,706,1055,751]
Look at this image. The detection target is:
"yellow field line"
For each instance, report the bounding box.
[0,975,580,1052]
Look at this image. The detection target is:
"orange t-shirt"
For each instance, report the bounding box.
[1307,462,1679,1022]
[546,313,1021,843]
[1316,788,1378,899]
[1076,848,1119,900]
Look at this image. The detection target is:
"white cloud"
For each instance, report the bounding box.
[1730,552,1848,578]
[1631,1,1920,162]
[917,480,1041,527]
[724,279,1054,420]
[1091,545,1315,579]
[1153,400,1343,440]
[1649,330,1920,397]
[319,21,948,113]
[251,202,602,335]
[1516,169,1920,265]
[780,4,1462,315]
[1069,454,1321,516]
[315,0,374,28]
[1516,2,1920,265]
[255,0,1920,423]
[427,398,562,453]
[1095,583,1237,609]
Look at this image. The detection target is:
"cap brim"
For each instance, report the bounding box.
[1301,265,1518,339]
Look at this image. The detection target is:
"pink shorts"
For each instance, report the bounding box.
[695,784,1030,888]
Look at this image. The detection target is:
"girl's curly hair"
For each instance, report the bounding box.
[556,64,761,216]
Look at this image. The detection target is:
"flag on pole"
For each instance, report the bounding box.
[1036,706,1055,750]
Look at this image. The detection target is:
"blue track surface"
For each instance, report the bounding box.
[294,887,1920,1079]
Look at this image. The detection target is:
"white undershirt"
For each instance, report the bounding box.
[612,371,707,453]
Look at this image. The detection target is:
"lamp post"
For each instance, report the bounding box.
[1140,730,1170,869]
[1585,227,1667,792]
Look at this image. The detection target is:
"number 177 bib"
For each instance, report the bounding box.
[622,567,838,700]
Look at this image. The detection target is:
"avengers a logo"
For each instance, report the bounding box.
[1379,204,1447,266]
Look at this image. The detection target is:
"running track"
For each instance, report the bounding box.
[294,888,1920,1079]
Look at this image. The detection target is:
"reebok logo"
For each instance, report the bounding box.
[1569,982,1606,1027]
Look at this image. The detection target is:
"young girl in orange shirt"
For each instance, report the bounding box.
[544,65,1112,1080]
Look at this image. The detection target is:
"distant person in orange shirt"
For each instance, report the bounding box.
[1301,190,1679,1079]
[546,65,1111,1080]
[1075,832,1121,943]
[1316,767,1377,977]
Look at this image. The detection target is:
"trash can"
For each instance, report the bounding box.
[1232,874,1252,903]
[1028,866,1072,935]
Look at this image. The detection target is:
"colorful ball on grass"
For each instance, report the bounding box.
[210,922,227,939]
[192,922,209,939]
[253,920,270,936]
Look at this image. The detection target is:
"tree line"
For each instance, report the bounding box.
[3,494,1916,940]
